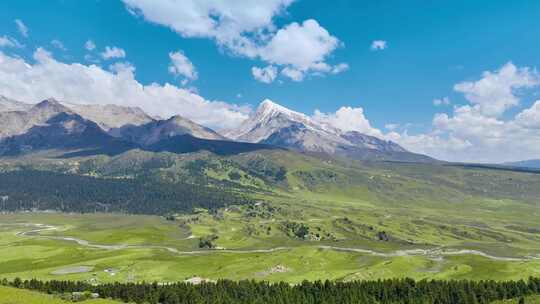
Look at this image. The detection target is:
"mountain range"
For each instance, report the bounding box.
[0,96,432,162]
[504,159,540,169]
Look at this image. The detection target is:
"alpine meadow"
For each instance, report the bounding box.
[1,1,540,303]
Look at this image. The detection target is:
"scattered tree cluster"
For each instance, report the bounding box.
[281,221,311,239]
[3,277,540,304]
[198,234,219,249]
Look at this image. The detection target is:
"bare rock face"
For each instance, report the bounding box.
[0,95,32,112]
[0,111,135,156]
[0,98,72,139]
[113,115,226,146]
[64,103,154,131]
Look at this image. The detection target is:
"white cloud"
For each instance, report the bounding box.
[313,106,385,138]
[252,65,278,83]
[330,63,349,74]
[0,48,249,130]
[0,35,22,48]
[101,46,126,60]
[433,97,450,106]
[168,50,198,84]
[108,61,136,75]
[259,20,341,70]
[85,40,96,51]
[516,100,540,129]
[280,66,304,82]
[392,63,540,163]
[15,19,28,38]
[122,1,346,82]
[395,105,528,163]
[370,40,387,51]
[51,39,67,51]
[122,0,292,46]
[454,62,539,117]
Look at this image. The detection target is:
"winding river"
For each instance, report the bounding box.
[7,223,540,262]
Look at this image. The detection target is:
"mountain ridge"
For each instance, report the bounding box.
[504,159,540,169]
[0,96,434,162]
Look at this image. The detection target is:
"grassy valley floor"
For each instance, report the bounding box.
[1,207,539,284]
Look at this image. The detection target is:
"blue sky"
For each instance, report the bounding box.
[1,0,540,162]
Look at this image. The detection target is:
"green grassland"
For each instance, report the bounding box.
[0,285,120,304]
[0,149,540,284]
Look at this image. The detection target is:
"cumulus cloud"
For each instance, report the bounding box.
[330,63,349,74]
[85,40,96,51]
[516,100,540,129]
[15,19,28,37]
[168,50,198,84]
[313,106,385,138]
[453,62,539,117]
[122,0,347,82]
[101,46,126,59]
[281,66,304,82]
[0,48,249,130]
[252,65,278,83]
[0,35,22,48]
[257,20,348,81]
[259,20,342,72]
[122,0,292,42]
[392,62,540,163]
[370,40,387,51]
[433,97,450,106]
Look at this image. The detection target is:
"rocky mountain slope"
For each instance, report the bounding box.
[113,115,226,145]
[0,98,73,139]
[63,103,154,131]
[0,111,135,156]
[0,95,32,112]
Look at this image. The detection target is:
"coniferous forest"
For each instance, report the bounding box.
[0,170,253,214]
[3,277,540,304]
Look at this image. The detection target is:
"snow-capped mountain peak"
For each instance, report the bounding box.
[225,99,426,161]
[228,99,329,142]
[256,99,309,122]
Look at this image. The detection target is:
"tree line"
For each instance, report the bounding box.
[2,277,540,304]
[0,170,253,215]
